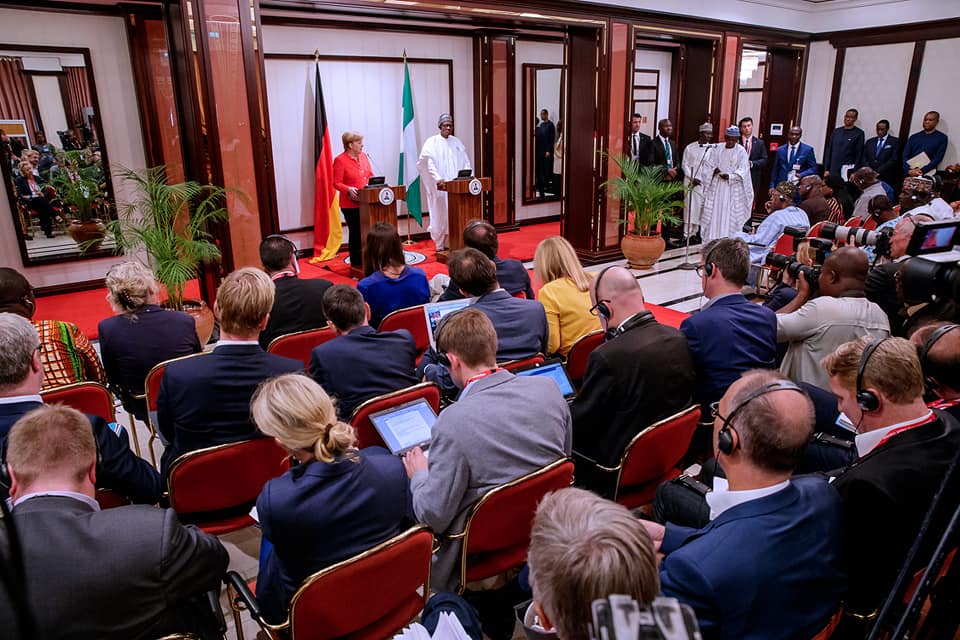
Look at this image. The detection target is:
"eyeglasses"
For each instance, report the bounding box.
[709,400,733,430]
[695,265,707,278]
[588,299,611,317]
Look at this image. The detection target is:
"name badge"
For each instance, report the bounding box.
[792,163,801,171]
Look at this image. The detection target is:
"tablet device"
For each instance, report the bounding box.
[455,168,473,179]
[369,398,437,455]
[366,176,386,186]
[424,298,474,348]
[514,358,577,400]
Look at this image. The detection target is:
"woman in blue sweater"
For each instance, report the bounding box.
[358,222,430,326]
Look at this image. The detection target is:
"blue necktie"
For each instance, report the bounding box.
[788,146,796,166]
[877,138,883,153]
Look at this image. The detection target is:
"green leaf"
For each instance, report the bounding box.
[600,154,690,236]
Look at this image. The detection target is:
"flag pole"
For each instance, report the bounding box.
[401,49,415,246]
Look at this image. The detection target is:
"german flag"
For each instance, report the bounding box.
[309,62,342,262]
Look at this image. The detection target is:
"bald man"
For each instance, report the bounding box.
[571,266,694,495]
[776,247,890,387]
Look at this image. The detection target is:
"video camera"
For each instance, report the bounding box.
[819,221,893,259]
[898,219,960,303]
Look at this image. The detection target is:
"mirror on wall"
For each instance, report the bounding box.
[0,45,117,265]
[522,64,564,204]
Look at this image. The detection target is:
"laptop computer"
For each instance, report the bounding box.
[369,398,437,456]
[423,298,474,348]
[366,176,386,186]
[454,168,474,180]
[513,358,577,402]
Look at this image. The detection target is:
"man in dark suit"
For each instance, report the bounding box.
[535,109,556,197]
[419,248,548,397]
[681,238,776,409]
[823,336,960,625]
[642,371,845,639]
[0,313,161,504]
[571,266,694,490]
[157,268,302,476]
[739,117,768,209]
[652,118,683,183]
[823,108,865,179]
[439,220,533,300]
[0,404,228,639]
[628,112,654,166]
[769,126,817,192]
[860,119,901,187]
[310,284,418,418]
[258,234,332,349]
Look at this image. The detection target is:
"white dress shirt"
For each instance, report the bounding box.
[706,477,791,521]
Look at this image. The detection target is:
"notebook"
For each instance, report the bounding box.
[369,398,437,455]
[513,358,577,401]
[423,298,474,348]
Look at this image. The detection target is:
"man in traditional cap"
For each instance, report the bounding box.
[701,126,754,243]
[417,113,472,251]
[681,123,718,245]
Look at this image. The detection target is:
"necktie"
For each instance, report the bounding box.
[877,138,883,153]
[788,146,796,166]
[664,138,673,168]
[633,134,638,158]
[745,137,752,155]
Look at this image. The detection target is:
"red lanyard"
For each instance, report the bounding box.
[464,368,500,386]
[930,398,960,411]
[874,412,937,449]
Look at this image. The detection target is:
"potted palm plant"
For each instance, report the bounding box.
[102,165,232,344]
[602,155,687,269]
[46,151,109,249]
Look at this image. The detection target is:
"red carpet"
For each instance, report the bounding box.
[36,222,561,340]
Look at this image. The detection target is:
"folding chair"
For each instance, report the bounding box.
[266,327,336,370]
[349,382,441,449]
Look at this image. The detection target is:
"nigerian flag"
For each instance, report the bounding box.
[398,54,423,225]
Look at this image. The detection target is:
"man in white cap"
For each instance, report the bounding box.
[418,113,472,251]
[681,122,717,245]
[701,125,754,243]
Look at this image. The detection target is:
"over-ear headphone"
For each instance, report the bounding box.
[266,234,300,275]
[592,266,615,320]
[717,380,804,455]
[919,324,958,393]
[0,424,102,490]
[433,308,469,368]
[702,242,719,278]
[856,336,888,412]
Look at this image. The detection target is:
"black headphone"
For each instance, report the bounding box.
[919,324,959,393]
[702,241,720,278]
[0,426,102,490]
[856,336,888,412]
[592,266,615,320]
[265,234,300,274]
[432,308,469,368]
[717,380,804,455]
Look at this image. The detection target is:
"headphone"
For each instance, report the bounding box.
[856,336,888,412]
[702,241,720,278]
[432,308,469,368]
[919,324,959,393]
[592,266,615,320]
[717,380,804,455]
[265,234,300,275]
[0,426,102,490]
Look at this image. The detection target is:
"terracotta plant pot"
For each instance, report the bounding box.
[66,219,106,250]
[621,232,665,270]
[181,299,216,346]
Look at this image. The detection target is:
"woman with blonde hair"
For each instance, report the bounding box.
[251,374,412,624]
[97,261,200,419]
[534,236,602,357]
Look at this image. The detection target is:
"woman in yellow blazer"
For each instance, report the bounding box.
[534,236,602,357]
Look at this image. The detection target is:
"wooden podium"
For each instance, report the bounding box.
[437,176,492,263]
[353,184,407,278]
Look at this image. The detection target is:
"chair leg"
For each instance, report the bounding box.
[127,413,143,459]
[227,582,246,640]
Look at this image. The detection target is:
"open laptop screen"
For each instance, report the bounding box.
[514,359,576,399]
[423,298,474,348]
[368,398,437,455]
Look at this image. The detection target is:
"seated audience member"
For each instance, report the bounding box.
[309,285,418,419]
[258,234,332,349]
[0,405,228,639]
[533,236,601,357]
[0,267,106,391]
[402,309,571,591]
[926,174,956,220]
[0,313,160,504]
[251,374,412,624]
[850,167,889,219]
[824,174,855,220]
[776,247,889,388]
[910,323,960,420]
[797,175,831,224]
[358,222,430,327]
[571,266,694,491]
[822,337,960,623]
[98,261,202,420]
[859,195,899,264]
[439,220,534,301]
[642,370,845,639]
[682,238,776,409]
[818,176,848,225]
[418,248,548,395]
[733,183,809,270]
[157,268,302,476]
[14,159,54,238]
[527,488,659,640]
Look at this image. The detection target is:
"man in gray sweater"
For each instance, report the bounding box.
[403,308,572,591]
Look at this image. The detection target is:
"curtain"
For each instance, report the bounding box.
[0,58,38,132]
[64,66,91,127]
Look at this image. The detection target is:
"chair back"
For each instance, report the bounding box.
[844,216,863,228]
[41,382,115,422]
[379,305,430,360]
[771,233,795,256]
[614,405,701,508]
[456,458,574,590]
[95,488,132,510]
[861,215,878,230]
[267,327,336,369]
[565,330,604,387]
[145,351,210,415]
[811,607,842,640]
[167,438,290,535]
[808,221,827,238]
[350,382,441,449]
[288,525,433,639]
[500,354,545,373]
[512,291,527,299]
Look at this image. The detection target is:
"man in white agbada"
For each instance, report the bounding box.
[418,113,472,250]
[701,126,754,243]
[681,122,718,243]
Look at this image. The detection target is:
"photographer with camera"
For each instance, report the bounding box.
[776,246,890,388]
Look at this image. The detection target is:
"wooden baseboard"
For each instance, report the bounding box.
[35,278,107,297]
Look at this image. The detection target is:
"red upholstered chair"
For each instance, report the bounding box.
[566,330,604,388]
[226,525,433,640]
[95,488,132,510]
[166,438,290,535]
[41,381,116,422]
[379,304,430,361]
[350,382,441,449]
[447,458,574,593]
[143,352,210,470]
[844,216,863,228]
[512,291,527,299]
[811,607,842,640]
[594,405,701,509]
[861,215,878,230]
[807,221,828,238]
[267,327,336,369]
[500,354,545,373]
[771,232,796,256]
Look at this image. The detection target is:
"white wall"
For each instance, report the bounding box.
[261,25,474,241]
[0,8,146,288]
[634,48,672,130]
[515,40,564,222]
[799,40,836,160]
[836,42,912,135]
[910,38,960,167]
